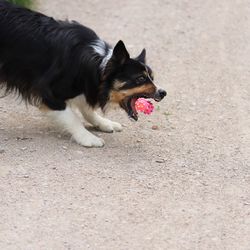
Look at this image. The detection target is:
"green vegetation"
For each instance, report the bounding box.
[7,0,32,8]
[163,111,171,120]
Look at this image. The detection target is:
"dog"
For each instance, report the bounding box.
[0,0,166,147]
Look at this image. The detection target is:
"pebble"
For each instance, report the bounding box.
[0,149,5,154]
[152,125,159,130]
[156,159,165,163]
[16,137,32,141]
[205,136,213,140]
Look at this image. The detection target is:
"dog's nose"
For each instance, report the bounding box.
[154,88,167,102]
[158,89,167,99]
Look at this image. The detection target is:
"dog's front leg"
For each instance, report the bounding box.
[41,105,104,147]
[72,95,122,133]
[81,109,123,133]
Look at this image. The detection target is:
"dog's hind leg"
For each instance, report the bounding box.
[71,95,122,133]
[40,105,104,147]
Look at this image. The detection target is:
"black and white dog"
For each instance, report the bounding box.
[0,0,166,147]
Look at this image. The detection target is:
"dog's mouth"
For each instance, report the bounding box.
[121,93,162,121]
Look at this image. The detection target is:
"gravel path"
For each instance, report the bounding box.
[1,0,250,249]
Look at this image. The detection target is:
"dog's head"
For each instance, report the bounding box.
[101,40,167,120]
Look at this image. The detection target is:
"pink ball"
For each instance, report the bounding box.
[135,98,154,114]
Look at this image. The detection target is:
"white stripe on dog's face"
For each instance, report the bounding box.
[144,66,153,82]
[113,80,126,90]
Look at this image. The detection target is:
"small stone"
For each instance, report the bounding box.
[152,125,159,130]
[0,149,5,154]
[205,136,213,140]
[62,146,68,150]
[156,159,165,163]
[21,147,27,151]
[16,136,32,141]
[23,175,29,178]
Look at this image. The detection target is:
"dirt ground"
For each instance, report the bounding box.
[1,0,250,249]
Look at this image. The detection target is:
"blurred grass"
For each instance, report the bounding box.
[7,0,33,7]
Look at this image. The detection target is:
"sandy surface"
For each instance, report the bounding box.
[1,0,250,249]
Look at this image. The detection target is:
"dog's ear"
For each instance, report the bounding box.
[102,41,130,80]
[135,48,146,63]
[111,40,130,65]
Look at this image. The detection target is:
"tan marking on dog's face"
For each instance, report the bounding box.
[110,83,157,104]
[113,80,126,90]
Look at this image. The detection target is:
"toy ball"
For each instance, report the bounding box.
[135,98,154,114]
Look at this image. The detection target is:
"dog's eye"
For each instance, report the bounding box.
[136,76,146,83]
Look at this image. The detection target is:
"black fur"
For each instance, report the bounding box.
[0,0,111,110]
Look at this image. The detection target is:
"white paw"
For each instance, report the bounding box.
[111,121,123,132]
[97,120,123,133]
[73,132,104,148]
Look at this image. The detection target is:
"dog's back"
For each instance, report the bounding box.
[0,0,101,109]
